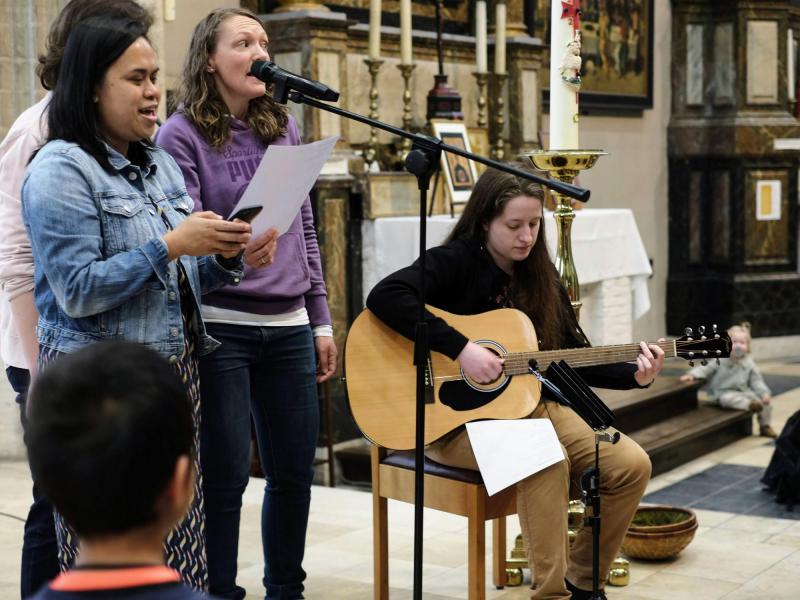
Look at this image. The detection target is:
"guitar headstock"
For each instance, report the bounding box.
[676,325,731,366]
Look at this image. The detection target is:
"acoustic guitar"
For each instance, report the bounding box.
[344,306,731,450]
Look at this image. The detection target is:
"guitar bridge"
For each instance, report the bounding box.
[425,357,435,404]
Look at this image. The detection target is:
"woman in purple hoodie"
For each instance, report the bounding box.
[155,8,337,600]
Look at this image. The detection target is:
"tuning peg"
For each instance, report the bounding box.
[684,327,693,336]
[712,324,718,333]
[698,326,705,335]
[701,358,708,365]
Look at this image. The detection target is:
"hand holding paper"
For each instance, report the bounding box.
[228,135,339,236]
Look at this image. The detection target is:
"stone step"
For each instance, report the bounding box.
[597,376,703,433]
[628,404,753,476]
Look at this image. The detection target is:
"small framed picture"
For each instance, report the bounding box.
[431,120,479,205]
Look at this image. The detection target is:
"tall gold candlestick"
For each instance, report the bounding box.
[523,150,607,317]
[490,72,508,160]
[472,71,489,129]
[364,58,384,167]
[397,63,416,159]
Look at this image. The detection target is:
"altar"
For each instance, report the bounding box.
[361,208,652,346]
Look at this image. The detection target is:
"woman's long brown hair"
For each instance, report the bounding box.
[446,164,578,350]
[173,7,288,148]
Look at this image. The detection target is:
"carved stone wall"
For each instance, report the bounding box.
[668,0,800,337]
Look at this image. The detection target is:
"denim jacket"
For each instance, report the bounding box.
[21,139,243,360]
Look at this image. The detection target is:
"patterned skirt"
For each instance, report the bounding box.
[43,335,208,590]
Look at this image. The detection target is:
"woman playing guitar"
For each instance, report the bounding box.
[366,163,665,600]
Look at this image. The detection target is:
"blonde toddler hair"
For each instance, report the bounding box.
[727,322,752,353]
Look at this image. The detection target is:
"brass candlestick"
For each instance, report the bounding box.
[472,71,489,128]
[523,150,607,317]
[363,58,384,168]
[397,63,416,160]
[490,72,508,160]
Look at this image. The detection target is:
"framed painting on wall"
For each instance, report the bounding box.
[538,0,654,112]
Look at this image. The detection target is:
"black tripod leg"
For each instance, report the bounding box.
[580,441,604,599]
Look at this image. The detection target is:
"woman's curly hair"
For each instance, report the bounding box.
[173,7,288,148]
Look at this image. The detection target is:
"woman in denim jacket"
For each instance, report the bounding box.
[20,16,257,590]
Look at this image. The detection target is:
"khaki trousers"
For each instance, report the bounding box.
[427,401,652,600]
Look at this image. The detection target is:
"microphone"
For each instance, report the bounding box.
[249,60,340,104]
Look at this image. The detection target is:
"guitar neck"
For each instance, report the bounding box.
[503,340,677,375]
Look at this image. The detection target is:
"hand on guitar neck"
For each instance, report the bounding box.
[632,340,666,387]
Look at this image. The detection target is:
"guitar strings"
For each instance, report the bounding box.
[429,339,729,380]
[500,340,727,375]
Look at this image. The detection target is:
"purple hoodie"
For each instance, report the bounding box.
[155,113,331,326]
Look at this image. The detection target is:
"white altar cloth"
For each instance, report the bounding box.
[361,208,652,320]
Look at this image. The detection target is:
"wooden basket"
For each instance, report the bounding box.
[627,505,697,535]
[621,520,698,560]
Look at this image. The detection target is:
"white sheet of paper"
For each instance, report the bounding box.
[465,419,564,496]
[229,135,339,235]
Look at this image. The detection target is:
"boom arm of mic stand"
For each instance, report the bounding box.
[286,91,590,203]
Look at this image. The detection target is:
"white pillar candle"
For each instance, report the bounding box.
[400,0,412,64]
[475,0,488,73]
[549,0,580,149]
[369,0,382,59]
[494,0,506,74]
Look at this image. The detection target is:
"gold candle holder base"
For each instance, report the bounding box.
[607,556,630,586]
[472,71,489,129]
[363,58,384,168]
[523,150,607,317]
[397,63,416,161]
[504,533,526,586]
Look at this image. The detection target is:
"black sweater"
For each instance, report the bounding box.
[366,237,641,391]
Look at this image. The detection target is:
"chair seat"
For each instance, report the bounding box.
[382,450,484,484]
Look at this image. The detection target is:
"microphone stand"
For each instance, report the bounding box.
[283,88,590,599]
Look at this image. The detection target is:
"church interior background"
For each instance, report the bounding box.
[2,4,800,597]
[2,0,800,467]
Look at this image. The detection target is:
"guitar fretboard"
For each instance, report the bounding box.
[503,340,678,375]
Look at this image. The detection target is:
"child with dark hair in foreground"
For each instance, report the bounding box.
[25,341,217,599]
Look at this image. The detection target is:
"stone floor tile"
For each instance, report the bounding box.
[659,536,794,584]
[718,514,796,535]
[604,572,738,599]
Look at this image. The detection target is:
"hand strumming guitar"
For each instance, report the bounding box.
[457,341,504,384]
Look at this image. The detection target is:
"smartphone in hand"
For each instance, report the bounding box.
[228,205,262,223]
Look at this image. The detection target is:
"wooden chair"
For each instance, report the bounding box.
[371,445,518,600]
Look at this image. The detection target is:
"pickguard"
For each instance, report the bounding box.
[439,376,512,411]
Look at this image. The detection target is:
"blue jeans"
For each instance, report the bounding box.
[199,323,319,600]
[8,366,59,598]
